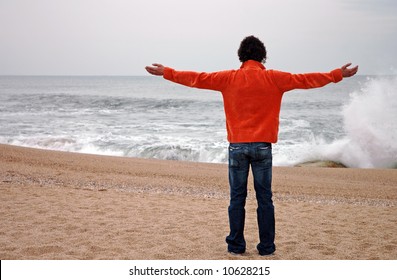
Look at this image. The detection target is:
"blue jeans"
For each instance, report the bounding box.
[226,142,276,255]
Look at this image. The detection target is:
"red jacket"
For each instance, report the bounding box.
[163,60,343,143]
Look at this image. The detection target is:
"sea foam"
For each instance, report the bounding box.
[307,76,397,168]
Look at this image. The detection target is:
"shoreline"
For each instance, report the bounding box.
[1,144,396,259]
[3,143,395,170]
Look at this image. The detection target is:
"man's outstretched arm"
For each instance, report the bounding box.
[272,62,359,92]
[145,63,230,91]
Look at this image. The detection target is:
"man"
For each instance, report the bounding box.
[145,35,358,256]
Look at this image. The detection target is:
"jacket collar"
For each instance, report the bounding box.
[240,60,265,70]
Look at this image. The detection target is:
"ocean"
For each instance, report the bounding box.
[0,75,396,168]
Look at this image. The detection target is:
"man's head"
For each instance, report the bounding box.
[238,35,267,63]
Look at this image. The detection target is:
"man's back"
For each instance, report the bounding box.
[220,60,284,143]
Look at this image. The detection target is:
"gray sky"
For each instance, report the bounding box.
[1,0,396,75]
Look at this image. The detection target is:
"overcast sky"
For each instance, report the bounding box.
[0,0,396,75]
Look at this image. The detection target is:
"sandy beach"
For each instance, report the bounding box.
[0,143,396,260]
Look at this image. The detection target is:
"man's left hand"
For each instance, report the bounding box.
[145,63,165,76]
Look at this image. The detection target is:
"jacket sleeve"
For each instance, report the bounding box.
[163,67,230,92]
[270,68,343,93]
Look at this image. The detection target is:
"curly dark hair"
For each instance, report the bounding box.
[238,35,267,63]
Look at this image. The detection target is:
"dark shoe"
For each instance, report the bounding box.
[257,244,276,256]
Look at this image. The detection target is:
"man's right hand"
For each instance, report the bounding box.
[145,63,165,76]
[341,63,359,78]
